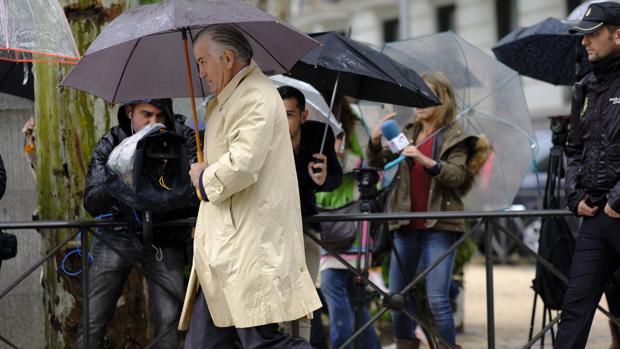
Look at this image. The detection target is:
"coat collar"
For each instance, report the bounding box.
[213,60,258,108]
[404,121,473,158]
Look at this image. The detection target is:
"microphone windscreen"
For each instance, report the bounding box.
[380,120,402,141]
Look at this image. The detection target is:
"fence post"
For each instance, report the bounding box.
[81,229,89,348]
[485,219,495,349]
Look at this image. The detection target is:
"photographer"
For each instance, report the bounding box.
[278,85,342,341]
[76,99,197,349]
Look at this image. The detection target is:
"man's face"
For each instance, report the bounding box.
[582,26,620,62]
[127,103,166,132]
[193,36,235,95]
[284,97,307,140]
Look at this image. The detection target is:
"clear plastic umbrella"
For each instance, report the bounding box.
[0,0,79,63]
[381,31,538,211]
[269,75,342,135]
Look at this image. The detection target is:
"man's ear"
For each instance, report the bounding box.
[223,49,235,68]
[125,105,133,119]
[300,109,309,124]
[614,28,620,45]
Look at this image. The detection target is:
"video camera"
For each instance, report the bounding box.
[548,115,570,147]
[352,168,380,213]
[105,124,194,213]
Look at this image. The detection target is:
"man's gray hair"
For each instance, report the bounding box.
[194,24,253,64]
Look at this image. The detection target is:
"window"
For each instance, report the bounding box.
[383,18,399,43]
[437,4,456,32]
[496,0,517,39]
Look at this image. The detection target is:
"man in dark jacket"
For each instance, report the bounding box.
[556,3,620,348]
[278,85,342,342]
[76,99,197,349]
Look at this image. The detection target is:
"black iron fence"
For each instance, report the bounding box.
[0,210,615,348]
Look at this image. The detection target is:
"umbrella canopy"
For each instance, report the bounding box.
[383,31,537,211]
[0,0,79,63]
[269,74,342,135]
[492,17,589,85]
[288,31,439,108]
[60,0,319,103]
[0,61,33,100]
[568,0,620,20]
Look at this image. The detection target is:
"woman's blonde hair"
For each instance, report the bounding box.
[421,72,457,127]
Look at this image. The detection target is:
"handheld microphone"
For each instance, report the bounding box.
[380,120,410,170]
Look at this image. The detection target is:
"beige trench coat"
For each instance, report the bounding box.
[178,61,321,329]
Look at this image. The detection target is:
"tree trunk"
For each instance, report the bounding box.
[34,1,152,348]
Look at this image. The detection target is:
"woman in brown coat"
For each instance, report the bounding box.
[367,72,490,349]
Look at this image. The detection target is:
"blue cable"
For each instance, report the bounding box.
[131,209,142,225]
[60,213,111,277]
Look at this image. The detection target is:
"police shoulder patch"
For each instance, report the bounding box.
[581,96,589,118]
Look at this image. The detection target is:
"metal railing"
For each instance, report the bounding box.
[0,209,614,348]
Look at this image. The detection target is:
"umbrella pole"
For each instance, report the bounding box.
[182,29,204,164]
[319,72,341,154]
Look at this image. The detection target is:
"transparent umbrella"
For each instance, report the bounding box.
[269,75,342,135]
[0,0,79,63]
[382,31,538,211]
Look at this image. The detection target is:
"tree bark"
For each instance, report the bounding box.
[34,1,152,348]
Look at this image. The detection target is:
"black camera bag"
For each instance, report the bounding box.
[0,231,17,260]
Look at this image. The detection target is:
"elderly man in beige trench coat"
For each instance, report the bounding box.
[182,24,322,348]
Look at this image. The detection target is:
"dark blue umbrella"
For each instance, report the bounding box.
[492,17,590,86]
[288,32,439,108]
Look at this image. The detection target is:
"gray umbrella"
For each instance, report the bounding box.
[61,0,318,102]
[60,0,319,163]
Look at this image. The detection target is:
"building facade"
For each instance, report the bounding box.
[255,0,587,128]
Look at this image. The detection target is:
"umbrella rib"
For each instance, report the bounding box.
[460,108,537,146]
[111,38,141,103]
[342,40,396,84]
[234,23,287,73]
[452,31,472,108]
[456,73,518,122]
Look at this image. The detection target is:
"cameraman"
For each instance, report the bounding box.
[76,99,197,349]
[278,85,342,341]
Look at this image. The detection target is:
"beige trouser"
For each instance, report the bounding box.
[280,226,321,340]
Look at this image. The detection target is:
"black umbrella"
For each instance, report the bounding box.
[0,61,34,100]
[492,17,590,86]
[289,32,439,108]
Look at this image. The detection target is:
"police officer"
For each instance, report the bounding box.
[557,3,620,348]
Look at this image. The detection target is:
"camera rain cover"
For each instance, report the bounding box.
[105,124,194,212]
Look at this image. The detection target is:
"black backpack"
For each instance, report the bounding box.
[532,216,575,310]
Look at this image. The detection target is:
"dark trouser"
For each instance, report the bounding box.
[555,212,620,349]
[76,231,185,349]
[185,289,313,349]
